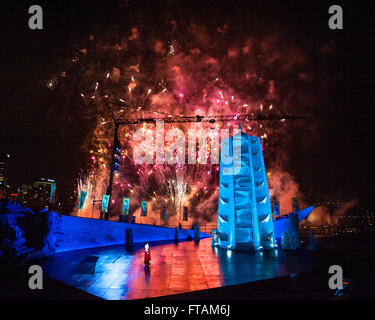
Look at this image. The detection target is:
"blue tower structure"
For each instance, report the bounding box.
[217,124,276,251]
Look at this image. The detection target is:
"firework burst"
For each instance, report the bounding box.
[51,13,321,224]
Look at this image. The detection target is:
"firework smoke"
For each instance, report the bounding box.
[304,198,358,226]
[46,3,341,225]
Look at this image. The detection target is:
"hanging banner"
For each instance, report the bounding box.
[292,198,299,212]
[122,197,130,216]
[49,183,56,204]
[183,206,188,221]
[78,190,87,209]
[272,200,280,218]
[141,201,148,216]
[102,194,110,213]
[162,206,167,220]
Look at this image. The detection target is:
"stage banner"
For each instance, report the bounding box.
[162,206,167,220]
[292,198,299,212]
[49,183,56,204]
[78,190,87,209]
[272,200,280,218]
[141,201,148,216]
[183,206,188,221]
[122,197,130,216]
[102,194,110,213]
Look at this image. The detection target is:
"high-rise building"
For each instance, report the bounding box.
[18,178,56,209]
[217,127,276,251]
[33,178,55,209]
[18,183,34,206]
[0,153,10,199]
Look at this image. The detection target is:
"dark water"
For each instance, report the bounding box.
[300,233,375,298]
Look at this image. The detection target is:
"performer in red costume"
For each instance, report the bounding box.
[144,241,151,267]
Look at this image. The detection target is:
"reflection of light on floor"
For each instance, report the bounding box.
[43,238,313,300]
[213,247,219,255]
[100,257,131,290]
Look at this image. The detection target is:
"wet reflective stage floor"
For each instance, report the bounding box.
[43,238,313,300]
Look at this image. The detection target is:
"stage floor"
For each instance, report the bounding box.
[43,238,313,300]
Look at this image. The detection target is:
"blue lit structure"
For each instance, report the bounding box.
[0,201,211,255]
[49,183,56,204]
[52,214,210,253]
[273,206,314,244]
[217,127,276,251]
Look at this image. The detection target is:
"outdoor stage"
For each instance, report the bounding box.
[42,238,313,300]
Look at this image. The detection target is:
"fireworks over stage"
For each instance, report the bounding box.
[1,0,375,304]
[68,23,315,223]
[42,2,356,224]
[2,1,366,226]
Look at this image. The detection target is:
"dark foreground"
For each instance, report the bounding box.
[0,235,374,300]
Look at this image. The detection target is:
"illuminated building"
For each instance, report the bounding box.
[0,153,10,199]
[18,184,33,206]
[18,178,56,209]
[33,178,55,208]
[217,126,276,251]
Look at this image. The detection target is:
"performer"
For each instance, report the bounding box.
[144,241,151,267]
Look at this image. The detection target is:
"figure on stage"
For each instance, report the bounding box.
[144,241,151,267]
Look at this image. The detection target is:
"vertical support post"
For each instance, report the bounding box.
[105,121,119,220]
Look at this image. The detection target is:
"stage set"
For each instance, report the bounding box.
[39,129,315,300]
[43,237,312,300]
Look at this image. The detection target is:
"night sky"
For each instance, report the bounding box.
[1,0,374,213]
